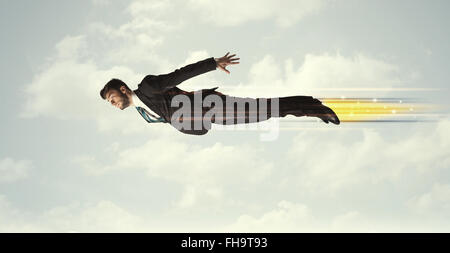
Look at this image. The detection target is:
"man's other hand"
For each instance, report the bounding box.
[215,52,240,74]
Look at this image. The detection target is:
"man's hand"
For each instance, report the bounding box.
[214,52,240,74]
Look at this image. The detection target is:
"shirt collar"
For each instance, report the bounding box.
[131,90,144,108]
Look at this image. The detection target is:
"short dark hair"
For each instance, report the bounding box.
[100,78,131,99]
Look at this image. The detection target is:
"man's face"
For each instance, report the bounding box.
[105,88,130,110]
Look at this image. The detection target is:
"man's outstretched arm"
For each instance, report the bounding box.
[142,52,240,92]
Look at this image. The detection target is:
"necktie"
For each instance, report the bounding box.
[135,106,166,123]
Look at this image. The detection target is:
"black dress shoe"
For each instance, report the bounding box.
[285,106,335,124]
[318,115,329,124]
[321,106,340,125]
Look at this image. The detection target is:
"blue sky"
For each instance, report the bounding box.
[1,0,449,232]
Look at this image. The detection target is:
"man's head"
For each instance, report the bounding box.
[100,79,133,110]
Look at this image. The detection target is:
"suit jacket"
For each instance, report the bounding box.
[133,57,219,135]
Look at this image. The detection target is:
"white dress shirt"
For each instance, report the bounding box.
[131,91,162,121]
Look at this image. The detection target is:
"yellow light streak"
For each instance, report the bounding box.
[322,98,440,122]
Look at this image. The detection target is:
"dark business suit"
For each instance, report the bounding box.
[134,57,328,135]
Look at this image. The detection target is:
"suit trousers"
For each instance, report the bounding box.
[190,90,323,126]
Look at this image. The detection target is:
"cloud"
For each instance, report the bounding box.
[71,155,114,176]
[0,194,39,232]
[74,136,274,209]
[92,0,110,6]
[54,35,88,60]
[407,183,450,217]
[19,27,216,135]
[20,47,405,137]
[0,193,418,232]
[286,52,401,89]
[173,50,221,90]
[87,20,170,65]
[20,0,184,130]
[13,0,450,233]
[87,1,181,67]
[282,119,450,195]
[223,200,315,232]
[125,0,329,28]
[20,0,394,136]
[0,194,146,232]
[187,0,327,27]
[7,119,450,232]
[229,52,404,98]
[19,33,172,135]
[40,200,144,232]
[0,157,32,183]
[224,194,450,233]
[127,0,173,17]
[223,201,378,232]
[70,117,450,231]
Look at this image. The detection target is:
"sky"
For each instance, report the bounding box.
[0,0,449,232]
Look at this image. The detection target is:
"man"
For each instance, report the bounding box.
[100,52,340,135]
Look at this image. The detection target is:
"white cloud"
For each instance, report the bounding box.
[6,119,450,232]
[289,52,401,90]
[19,30,216,135]
[179,50,211,67]
[0,194,41,232]
[173,50,220,90]
[229,52,404,98]
[41,200,144,232]
[248,55,283,89]
[224,198,450,232]
[23,43,404,136]
[71,155,113,176]
[127,0,173,17]
[13,0,450,233]
[66,99,450,230]
[74,136,274,210]
[125,0,329,28]
[87,19,172,65]
[223,200,315,232]
[19,34,168,135]
[19,0,366,136]
[19,54,149,132]
[69,119,450,231]
[87,1,179,66]
[92,0,110,6]
[223,201,379,232]
[20,1,183,134]
[330,211,369,232]
[0,194,146,232]
[187,0,327,27]
[54,35,88,60]
[283,119,450,195]
[107,140,273,185]
[407,183,450,217]
[0,157,32,183]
